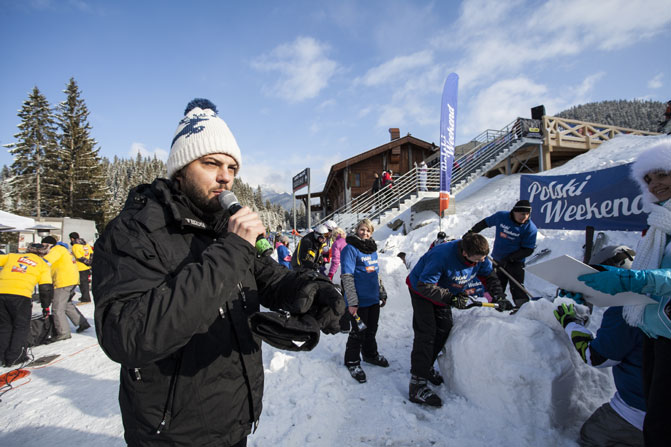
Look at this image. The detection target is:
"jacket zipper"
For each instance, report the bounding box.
[155,353,183,435]
[228,288,258,431]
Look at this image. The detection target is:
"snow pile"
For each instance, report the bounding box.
[0,134,665,446]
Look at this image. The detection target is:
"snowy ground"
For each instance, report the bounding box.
[0,134,661,446]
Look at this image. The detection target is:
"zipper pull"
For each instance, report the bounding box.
[156,418,166,434]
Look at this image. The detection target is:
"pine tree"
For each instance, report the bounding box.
[54,78,106,226]
[100,154,167,228]
[3,86,59,217]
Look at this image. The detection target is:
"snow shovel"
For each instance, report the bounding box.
[488,256,542,301]
[464,298,500,310]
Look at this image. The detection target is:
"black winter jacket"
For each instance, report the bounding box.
[290,232,325,271]
[93,179,311,447]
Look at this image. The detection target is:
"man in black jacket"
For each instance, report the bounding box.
[290,224,330,272]
[93,98,344,447]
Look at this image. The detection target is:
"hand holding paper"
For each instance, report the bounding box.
[525,255,655,307]
[578,267,648,296]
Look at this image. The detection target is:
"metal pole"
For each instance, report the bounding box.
[307,168,311,230]
[292,194,297,248]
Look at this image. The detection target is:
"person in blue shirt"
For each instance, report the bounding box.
[340,219,388,384]
[467,199,538,307]
[276,235,292,269]
[406,232,510,407]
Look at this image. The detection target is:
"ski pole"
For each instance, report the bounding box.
[488,256,541,301]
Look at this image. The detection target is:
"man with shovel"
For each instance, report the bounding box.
[405,233,510,407]
[467,200,538,308]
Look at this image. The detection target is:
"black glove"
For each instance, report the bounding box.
[554,303,578,328]
[288,281,320,314]
[379,289,388,308]
[449,292,469,309]
[250,311,320,351]
[288,272,346,334]
[493,296,514,312]
[310,282,346,334]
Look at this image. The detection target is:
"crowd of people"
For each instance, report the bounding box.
[0,231,93,367]
[281,136,671,446]
[6,97,666,446]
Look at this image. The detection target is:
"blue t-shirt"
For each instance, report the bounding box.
[484,211,537,262]
[409,240,493,295]
[341,244,380,307]
[590,307,645,411]
[276,245,292,269]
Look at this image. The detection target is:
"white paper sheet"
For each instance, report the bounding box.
[525,255,656,307]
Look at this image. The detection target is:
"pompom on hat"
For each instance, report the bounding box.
[630,136,671,206]
[166,98,242,178]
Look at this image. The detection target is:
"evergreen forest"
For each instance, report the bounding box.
[1,79,294,233]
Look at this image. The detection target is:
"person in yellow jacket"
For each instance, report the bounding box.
[41,236,90,340]
[69,232,93,303]
[0,243,53,367]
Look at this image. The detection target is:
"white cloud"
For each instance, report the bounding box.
[251,36,339,103]
[570,72,605,102]
[461,77,550,136]
[238,161,293,193]
[530,0,671,51]
[648,73,664,89]
[130,143,168,161]
[432,0,671,91]
[376,106,406,128]
[357,50,434,86]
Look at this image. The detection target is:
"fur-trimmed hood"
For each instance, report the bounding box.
[630,136,671,207]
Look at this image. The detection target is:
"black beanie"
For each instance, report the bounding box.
[69,232,79,239]
[512,200,531,213]
[41,236,58,245]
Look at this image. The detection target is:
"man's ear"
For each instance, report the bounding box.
[173,168,183,184]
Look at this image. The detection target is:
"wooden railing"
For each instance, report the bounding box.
[543,116,659,151]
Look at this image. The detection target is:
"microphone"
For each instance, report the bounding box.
[218,191,273,257]
[218,190,243,215]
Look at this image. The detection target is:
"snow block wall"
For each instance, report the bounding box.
[440,299,614,444]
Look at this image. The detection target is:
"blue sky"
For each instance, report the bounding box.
[1,0,670,194]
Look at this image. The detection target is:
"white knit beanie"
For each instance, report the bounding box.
[166,98,242,178]
[630,136,671,207]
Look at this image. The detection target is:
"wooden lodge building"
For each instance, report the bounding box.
[298,128,438,216]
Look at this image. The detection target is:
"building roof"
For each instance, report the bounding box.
[322,134,437,194]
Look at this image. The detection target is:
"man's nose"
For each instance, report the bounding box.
[217,168,232,184]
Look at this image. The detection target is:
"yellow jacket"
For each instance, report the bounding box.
[0,253,52,298]
[43,244,80,288]
[72,243,93,272]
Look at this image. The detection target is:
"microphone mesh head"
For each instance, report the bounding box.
[218,190,240,210]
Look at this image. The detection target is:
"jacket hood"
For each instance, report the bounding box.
[630,136,671,207]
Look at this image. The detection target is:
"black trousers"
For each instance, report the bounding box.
[0,293,31,365]
[78,269,91,302]
[409,289,453,379]
[496,260,528,307]
[643,336,671,446]
[344,303,381,366]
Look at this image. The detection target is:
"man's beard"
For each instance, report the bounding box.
[179,176,222,214]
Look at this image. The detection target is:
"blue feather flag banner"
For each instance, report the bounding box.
[439,73,458,216]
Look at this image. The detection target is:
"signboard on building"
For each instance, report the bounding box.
[293,168,310,192]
